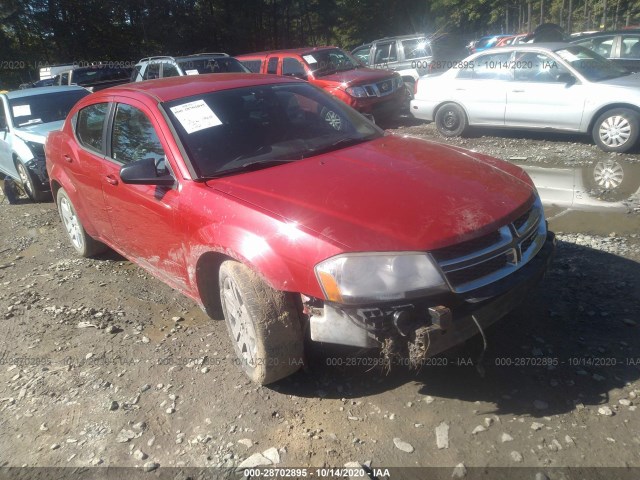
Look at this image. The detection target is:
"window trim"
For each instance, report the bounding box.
[73,101,113,156]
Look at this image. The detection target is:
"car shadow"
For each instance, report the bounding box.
[275,240,640,418]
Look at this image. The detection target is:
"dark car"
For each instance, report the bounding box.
[56,65,132,92]
[570,29,640,72]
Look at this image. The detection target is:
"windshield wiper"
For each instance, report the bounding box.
[202,159,297,179]
[301,137,367,158]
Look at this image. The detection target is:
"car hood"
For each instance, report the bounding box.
[13,120,65,144]
[316,67,396,86]
[210,136,535,251]
[598,72,640,87]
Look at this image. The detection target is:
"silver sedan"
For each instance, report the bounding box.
[410,43,640,152]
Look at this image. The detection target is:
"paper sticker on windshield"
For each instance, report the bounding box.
[12,105,31,117]
[185,69,199,75]
[170,100,222,134]
[303,55,317,64]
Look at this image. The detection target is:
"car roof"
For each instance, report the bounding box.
[571,28,640,38]
[99,73,303,102]
[3,85,87,100]
[238,46,337,57]
[491,42,572,51]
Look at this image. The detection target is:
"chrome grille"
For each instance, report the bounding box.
[432,199,547,293]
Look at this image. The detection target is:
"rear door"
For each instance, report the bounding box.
[452,51,512,125]
[101,97,189,290]
[68,101,115,239]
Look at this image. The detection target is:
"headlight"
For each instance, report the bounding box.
[25,141,45,160]
[345,86,367,98]
[315,253,447,304]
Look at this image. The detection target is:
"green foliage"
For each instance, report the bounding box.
[2,0,640,88]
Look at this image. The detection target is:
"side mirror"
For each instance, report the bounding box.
[557,72,576,85]
[120,157,175,186]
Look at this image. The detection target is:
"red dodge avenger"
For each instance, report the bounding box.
[45,74,555,384]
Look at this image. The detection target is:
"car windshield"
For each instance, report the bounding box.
[9,90,89,127]
[555,46,629,81]
[304,49,360,76]
[162,82,382,178]
[177,57,250,74]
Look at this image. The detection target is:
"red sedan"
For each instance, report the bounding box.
[46,74,554,384]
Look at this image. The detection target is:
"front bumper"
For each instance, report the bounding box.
[25,157,51,191]
[309,231,556,360]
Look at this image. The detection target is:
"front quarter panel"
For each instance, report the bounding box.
[183,184,344,300]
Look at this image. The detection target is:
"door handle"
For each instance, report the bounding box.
[455,88,466,91]
[511,89,525,93]
[63,154,73,163]
[105,175,119,186]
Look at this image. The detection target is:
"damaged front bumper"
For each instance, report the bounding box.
[307,231,556,364]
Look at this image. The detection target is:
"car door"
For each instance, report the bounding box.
[69,101,115,240]
[452,51,512,125]
[102,98,189,290]
[505,51,586,130]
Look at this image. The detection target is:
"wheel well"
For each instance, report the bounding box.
[434,101,468,122]
[401,76,416,84]
[50,180,62,200]
[195,251,234,320]
[588,104,640,133]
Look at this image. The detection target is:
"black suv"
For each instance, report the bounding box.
[570,29,640,72]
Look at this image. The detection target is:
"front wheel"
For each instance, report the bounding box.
[56,188,107,257]
[435,102,467,137]
[592,108,640,153]
[16,161,49,202]
[219,260,304,385]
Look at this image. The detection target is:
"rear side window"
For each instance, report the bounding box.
[267,57,279,74]
[162,63,180,78]
[402,38,432,59]
[240,60,262,73]
[282,57,306,77]
[111,104,165,165]
[145,63,160,80]
[374,42,397,64]
[76,103,109,153]
[622,35,640,58]
[573,35,615,58]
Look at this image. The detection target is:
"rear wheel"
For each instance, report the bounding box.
[56,188,107,257]
[435,102,467,137]
[219,260,304,385]
[16,161,48,202]
[592,108,639,153]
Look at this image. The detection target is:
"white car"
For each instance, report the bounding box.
[130,53,249,82]
[410,43,640,153]
[0,86,89,202]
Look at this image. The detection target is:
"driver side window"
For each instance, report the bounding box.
[111,104,166,166]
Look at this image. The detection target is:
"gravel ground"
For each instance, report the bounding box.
[0,121,639,479]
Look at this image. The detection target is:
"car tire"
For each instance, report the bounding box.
[16,161,48,202]
[2,178,21,204]
[435,102,467,137]
[592,108,640,153]
[56,188,107,257]
[219,260,304,385]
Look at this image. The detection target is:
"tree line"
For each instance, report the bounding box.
[1,0,640,88]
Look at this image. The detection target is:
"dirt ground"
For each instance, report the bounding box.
[1,120,640,479]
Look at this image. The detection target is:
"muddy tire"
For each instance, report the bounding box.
[16,161,48,202]
[435,102,467,137]
[592,108,639,153]
[56,188,107,257]
[219,260,304,385]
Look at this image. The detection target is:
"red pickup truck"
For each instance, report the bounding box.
[237,47,405,122]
